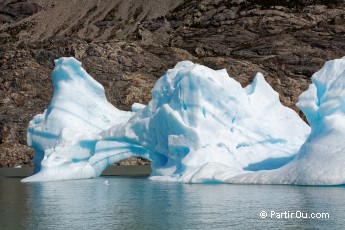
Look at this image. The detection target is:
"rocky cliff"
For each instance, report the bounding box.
[1,0,344,167]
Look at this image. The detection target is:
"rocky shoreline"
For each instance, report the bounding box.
[1,0,345,167]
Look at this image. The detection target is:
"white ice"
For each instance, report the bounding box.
[23,58,133,181]
[22,57,345,185]
[209,57,345,185]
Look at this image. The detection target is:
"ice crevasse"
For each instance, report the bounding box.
[22,57,345,185]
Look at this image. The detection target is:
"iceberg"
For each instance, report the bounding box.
[23,57,312,183]
[100,61,310,182]
[24,58,133,181]
[25,56,345,185]
[216,57,345,185]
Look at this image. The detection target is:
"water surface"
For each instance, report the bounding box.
[1,176,344,229]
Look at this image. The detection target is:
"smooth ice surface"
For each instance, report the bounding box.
[23,57,313,183]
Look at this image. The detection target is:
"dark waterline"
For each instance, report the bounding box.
[0,165,152,178]
[1,175,345,230]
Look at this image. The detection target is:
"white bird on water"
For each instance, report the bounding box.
[103,180,109,186]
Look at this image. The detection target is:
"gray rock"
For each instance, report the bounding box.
[1,0,345,167]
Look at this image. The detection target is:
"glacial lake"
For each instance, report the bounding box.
[1,175,345,229]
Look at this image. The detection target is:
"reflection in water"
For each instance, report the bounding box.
[0,177,344,229]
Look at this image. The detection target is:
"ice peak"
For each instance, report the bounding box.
[297,57,345,127]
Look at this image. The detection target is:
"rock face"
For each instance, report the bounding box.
[1,0,345,167]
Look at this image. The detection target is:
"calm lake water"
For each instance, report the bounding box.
[1,176,345,229]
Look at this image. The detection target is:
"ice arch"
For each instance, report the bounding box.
[23,58,150,181]
[22,57,310,182]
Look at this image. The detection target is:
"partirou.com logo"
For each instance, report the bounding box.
[260,210,330,219]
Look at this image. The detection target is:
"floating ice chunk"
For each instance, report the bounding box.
[23,58,312,183]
